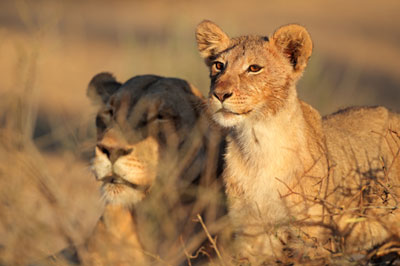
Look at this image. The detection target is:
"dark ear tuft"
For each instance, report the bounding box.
[271,24,313,73]
[87,72,122,105]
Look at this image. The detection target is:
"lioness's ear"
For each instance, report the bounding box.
[271,24,312,73]
[87,72,122,105]
[196,20,230,59]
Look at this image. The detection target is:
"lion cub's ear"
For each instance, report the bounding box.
[87,72,122,105]
[196,20,230,59]
[271,24,313,73]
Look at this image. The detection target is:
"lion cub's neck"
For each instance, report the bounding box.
[224,90,309,223]
[234,97,305,165]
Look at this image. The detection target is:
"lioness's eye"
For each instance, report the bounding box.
[156,112,173,121]
[248,64,262,73]
[213,61,224,71]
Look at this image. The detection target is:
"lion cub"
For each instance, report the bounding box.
[196,21,400,263]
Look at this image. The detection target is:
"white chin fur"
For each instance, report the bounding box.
[212,112,244,128]
[101,185,145,209]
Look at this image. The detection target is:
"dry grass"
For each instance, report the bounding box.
[0,0,400,265]
[0,145,101,265]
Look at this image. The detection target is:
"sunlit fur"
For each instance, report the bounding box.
[89,74,204,208]
[93,137,158,207]
[197,20,400,263]
[84,73,225,265]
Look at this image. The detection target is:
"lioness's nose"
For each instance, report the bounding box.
[213,91,233,103]
[97,144,133,163]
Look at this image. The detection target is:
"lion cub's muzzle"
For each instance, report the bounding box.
[213,91,233,103]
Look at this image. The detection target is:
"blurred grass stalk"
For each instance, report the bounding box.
[0,2,99,265]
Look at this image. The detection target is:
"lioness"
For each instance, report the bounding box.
[196,21,400,264]
[50,73,226,266]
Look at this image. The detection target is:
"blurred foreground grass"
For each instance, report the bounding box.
[0,82,101,265]
[0,0,399,264]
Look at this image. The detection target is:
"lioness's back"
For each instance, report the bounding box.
[323,106,400,176]
[323,106,398,133]
[322,106,400,249]
[323,106,400,163]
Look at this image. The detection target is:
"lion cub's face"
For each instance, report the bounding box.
[88,74,202,207]
[196,21,312,127]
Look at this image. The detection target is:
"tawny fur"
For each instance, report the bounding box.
[82,74,225,265]
[196,20,400,264]
[82,205,147,266]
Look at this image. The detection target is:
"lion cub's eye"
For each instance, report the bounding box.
[248,64,263,73]
[213,61,225,71]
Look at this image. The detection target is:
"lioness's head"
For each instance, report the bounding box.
[88,73,205,207]
[196,21,312,127]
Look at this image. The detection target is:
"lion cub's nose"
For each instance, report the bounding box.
[213,91,233,103]
[97,144,133,163]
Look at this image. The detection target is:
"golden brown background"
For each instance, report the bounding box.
[0,0,399,264]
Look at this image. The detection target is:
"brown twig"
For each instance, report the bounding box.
[180,236,193,266]
[196,214,226,266]
[141,250,174,266]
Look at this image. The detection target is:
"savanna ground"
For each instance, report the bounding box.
[0,0,400,265]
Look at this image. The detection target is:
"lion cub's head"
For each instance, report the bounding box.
[196,21,312,127]
[87,73,204,207]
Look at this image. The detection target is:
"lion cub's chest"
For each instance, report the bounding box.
[223,119,306,225]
